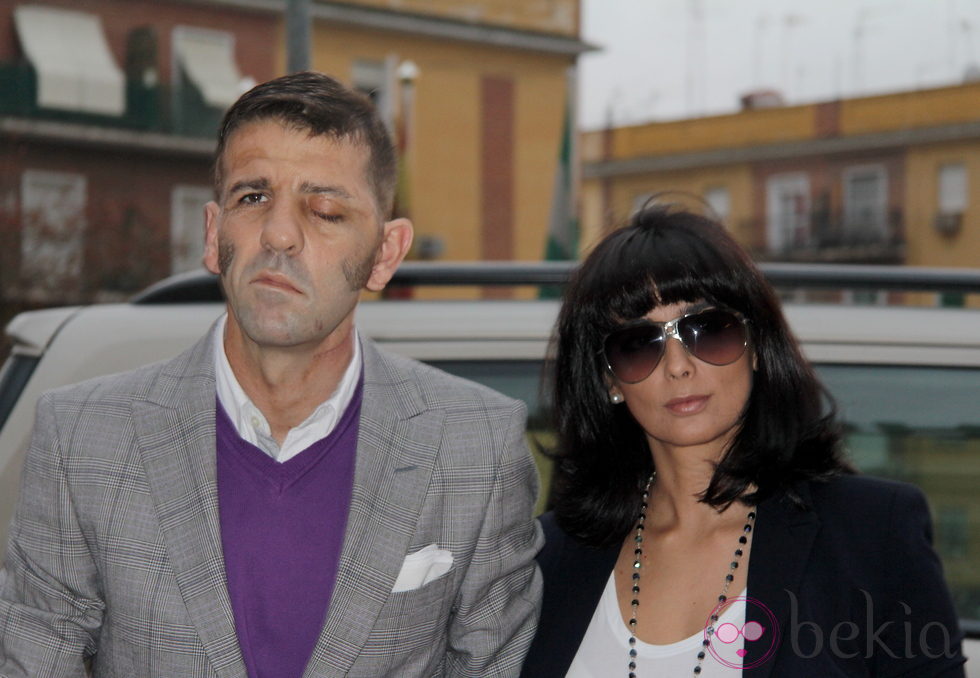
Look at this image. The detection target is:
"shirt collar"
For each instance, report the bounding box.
[213,313,363,463]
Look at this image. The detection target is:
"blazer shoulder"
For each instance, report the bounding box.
[41,331,213,409]
[808,473,926,512]
[367,343,523,415]
[800,473,931,542]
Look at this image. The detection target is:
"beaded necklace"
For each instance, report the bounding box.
[627,473,756,677]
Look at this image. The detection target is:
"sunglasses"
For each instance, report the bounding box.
[602,306,750,384]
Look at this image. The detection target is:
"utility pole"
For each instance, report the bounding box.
[286,0,312,73]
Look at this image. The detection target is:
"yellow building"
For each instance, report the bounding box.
[297,0,589,288]
[581,82,980,297]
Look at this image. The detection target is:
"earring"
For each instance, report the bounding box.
[610,392,624,404]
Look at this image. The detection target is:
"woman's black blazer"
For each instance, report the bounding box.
[521,475,966,677]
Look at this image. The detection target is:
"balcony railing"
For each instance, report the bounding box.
[752,208,905,264]
[0,61,221,139]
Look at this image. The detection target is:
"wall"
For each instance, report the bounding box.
[338,0,579,37]
[310,21,572,274]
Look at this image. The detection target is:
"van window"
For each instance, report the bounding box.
[817,364,980,625]
[432,358,980,626]
[0,355,40,431]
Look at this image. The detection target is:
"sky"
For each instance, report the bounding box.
[578,0,980,130]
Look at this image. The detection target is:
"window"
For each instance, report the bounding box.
[0,355,41,432]
[704,185,730,223]
[429,355,980,619]
[12,5,124,115]
[938,163,967,215]
[817,363,980,622]
[20,170,86,299]
[170,185,213,274]
[765,173,810,252]
[352,57,396,129]
[842,165,888,241]
[936,506,969,560]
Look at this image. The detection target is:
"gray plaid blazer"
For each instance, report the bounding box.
[0,326,543,677]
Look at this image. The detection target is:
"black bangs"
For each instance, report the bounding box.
[575,205,758,332]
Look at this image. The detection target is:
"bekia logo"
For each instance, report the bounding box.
[703,596,779,669]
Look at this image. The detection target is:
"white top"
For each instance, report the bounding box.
[567,572,747,678]
[213,314,363,463]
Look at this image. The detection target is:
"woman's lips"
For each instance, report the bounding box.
[665,395,709,415]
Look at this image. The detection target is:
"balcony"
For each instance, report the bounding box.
[0,61,223,140]
[751,208,905,264]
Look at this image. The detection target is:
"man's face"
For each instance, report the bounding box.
[204,119,392,353]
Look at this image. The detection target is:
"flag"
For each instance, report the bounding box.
[540,99,579,298]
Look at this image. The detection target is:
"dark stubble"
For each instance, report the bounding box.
[218,233,379,292]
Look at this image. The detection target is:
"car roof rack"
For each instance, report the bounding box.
[130,261,980,305]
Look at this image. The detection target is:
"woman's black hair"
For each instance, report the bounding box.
[550,202,851,547]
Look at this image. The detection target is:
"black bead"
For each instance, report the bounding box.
[633,572,640,581]
[731,561,738,568]
[703,639,711,647]
[718,595,727,602]
[726,574,734,582]
[735,548,743,556]
[744,524,753,533]
[694,667,702,674]
[739,536,747,544]
[698,651,706,659]
[632,585,640,594]
[629,661,636,670]
[748,511,756,519]
[631,599,639,606]
[710,614,719,622]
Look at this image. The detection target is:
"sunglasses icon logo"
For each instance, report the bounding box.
[714,621,766,657]
[704,596,780,669]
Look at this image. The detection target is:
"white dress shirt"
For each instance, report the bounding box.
[213,314,363,463]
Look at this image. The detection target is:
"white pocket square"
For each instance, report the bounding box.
[392,544,453,593]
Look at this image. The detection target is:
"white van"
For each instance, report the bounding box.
[1,264,979,670]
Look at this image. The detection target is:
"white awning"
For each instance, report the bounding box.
[173,27,249,109]
[13,5,125,116]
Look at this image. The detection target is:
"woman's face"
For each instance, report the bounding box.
[608,301,755,458]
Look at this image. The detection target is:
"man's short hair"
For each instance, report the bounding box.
[213,71,397,218]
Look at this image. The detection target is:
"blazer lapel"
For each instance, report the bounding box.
[743,482,820,677]
[303,340,445,678]
[132,327,246,677]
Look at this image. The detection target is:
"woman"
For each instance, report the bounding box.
[521,204,965,677]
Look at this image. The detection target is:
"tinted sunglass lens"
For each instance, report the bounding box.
[605,326,665,383]
[680,310,747,365]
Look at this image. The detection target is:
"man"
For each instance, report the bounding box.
[0,72,542,677]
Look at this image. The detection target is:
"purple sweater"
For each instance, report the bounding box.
[216,380,362,678]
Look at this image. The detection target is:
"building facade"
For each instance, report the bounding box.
[305,1,587,298]
[581,82,980,304]
[0,0,588,314]
[0,0,277,311]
